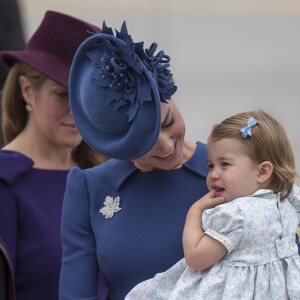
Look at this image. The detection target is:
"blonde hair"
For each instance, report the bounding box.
[209,110,296,199]
[1,61,107,168]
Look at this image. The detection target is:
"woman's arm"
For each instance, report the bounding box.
[183,191,226,271]
[60,168,99,300]
[0,182,17,272]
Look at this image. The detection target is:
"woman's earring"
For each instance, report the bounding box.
[25,104,32,112]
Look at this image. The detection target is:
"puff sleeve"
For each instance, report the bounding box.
[202,203,245,254]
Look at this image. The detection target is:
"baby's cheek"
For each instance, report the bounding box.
[206,175,212,191]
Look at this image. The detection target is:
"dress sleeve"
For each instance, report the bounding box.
[59,167,99,300]
[0,181,17,272]
[202,203,245,254]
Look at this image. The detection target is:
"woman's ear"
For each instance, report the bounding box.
[257,161,273,184]
[18,75,34,104]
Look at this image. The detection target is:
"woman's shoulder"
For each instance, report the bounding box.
[69,159,136,190]
[78,159,133,174]
[0,150,34,184]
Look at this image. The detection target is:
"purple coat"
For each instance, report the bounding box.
[0,150,107,300]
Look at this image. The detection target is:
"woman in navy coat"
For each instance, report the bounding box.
[59,21,213,300]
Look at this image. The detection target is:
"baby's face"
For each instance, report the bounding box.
[206,138,261,202]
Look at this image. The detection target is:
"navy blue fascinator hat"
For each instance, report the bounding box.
[69,21,177,160]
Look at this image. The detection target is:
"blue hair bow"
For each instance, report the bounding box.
[240,117,257,138]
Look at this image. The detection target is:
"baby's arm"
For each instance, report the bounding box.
[183,191,226,271]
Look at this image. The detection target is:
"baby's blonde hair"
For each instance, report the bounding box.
[208,111,296,199]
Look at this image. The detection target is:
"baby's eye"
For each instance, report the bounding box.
[221,162,230,167]
[207,163,214,169]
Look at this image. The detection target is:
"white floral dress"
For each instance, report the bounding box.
[126,187,300,300]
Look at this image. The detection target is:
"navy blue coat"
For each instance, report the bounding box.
[60,142,209,300]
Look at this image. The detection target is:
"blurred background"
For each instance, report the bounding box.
[2,0,300,175]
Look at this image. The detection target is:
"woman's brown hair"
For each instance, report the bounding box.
[1,62,107,168]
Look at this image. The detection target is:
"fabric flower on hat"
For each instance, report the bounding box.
[86,21,176,122]
[143,42,177,101]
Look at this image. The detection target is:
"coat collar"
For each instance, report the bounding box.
[105,142,208,190]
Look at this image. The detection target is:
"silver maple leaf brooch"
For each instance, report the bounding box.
[99,196,121,219]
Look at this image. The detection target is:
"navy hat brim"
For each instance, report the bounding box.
[69,33,161,160]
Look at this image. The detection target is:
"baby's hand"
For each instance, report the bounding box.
[191,191,224,213]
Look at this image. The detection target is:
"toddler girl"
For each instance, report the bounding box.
[126,111,300,299]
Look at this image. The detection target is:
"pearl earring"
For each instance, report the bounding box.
[25,104,32,112]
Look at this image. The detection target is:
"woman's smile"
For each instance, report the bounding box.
[155,139,177,160]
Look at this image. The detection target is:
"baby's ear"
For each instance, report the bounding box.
[257,161,273,184]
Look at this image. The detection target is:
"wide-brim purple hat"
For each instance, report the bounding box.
[69,21,177,160]
[0,10,100,87]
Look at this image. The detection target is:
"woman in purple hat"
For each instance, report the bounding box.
[59,21,223,300]
[0,10,107,300]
